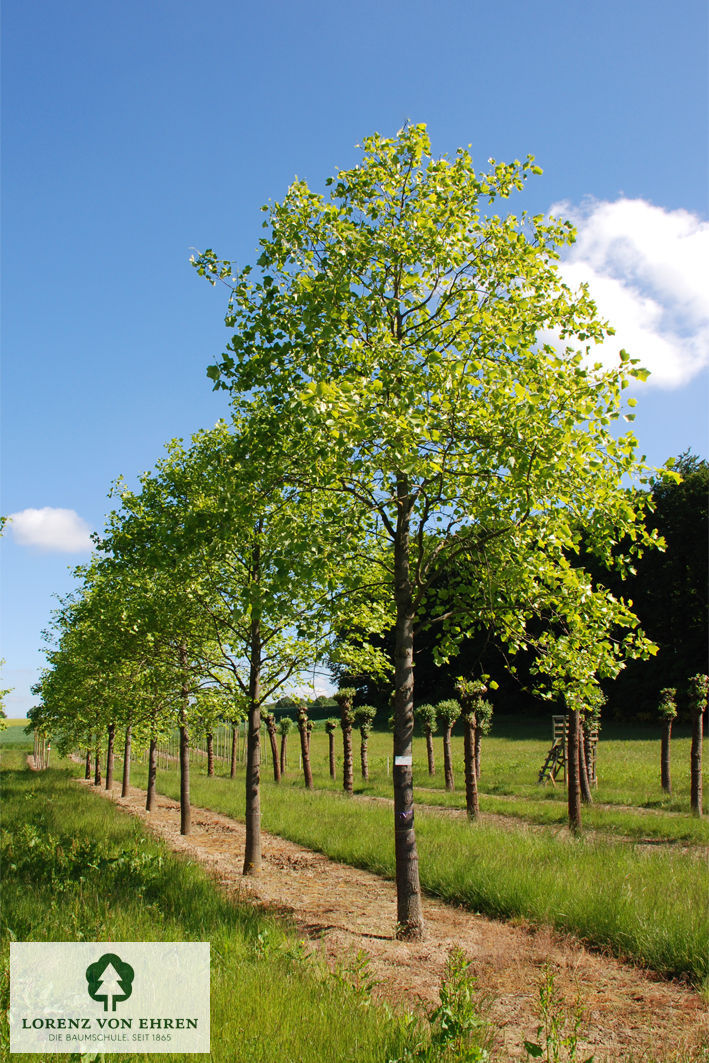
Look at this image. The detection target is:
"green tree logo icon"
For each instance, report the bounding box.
[85,953,135,1011]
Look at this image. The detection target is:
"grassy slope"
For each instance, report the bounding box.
[0,751,418,1063]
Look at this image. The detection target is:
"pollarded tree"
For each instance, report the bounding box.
[195,124,659,937]
[415,704,437,776]
[688,674,708,817]
[325,718,338,779]
[335,688,356,795]
[437,699,461,792]
[455,678,490,820]
[297,703,314,789]
[657,688,677,795]
[354,705,377,781]
[263,712,281,782]
[278,716,293,774]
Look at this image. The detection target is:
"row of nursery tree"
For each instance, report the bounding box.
[29,124,704,940]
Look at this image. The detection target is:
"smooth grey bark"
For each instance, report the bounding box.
[105,723,115,791]
[567,709,582,833]
[392,472,424,940]
[179,644,191,836]
[578,726,593,805]
[661,719,672,794]
[463,713,479,820]
[146,738,158,811]
[690,709,704,816]
[121,724,132,797]
[243,538,263,875]
[230,725,238,778]
[425,727,435,775]
[266,715,281,782]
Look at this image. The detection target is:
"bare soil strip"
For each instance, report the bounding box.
[79,777,707,1062]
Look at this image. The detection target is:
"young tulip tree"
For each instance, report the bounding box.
[195,123,659,938]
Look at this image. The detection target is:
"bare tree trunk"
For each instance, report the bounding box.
[463,714,479,820]
[243,540,263,874]
[425,727,435,775]
[179,644,191,836]
[567,710,582,833]
[146,737,158,811]
[328,730,336,779]
[206,732,215,777]
[85,748,91,780]
[392,471,424,940]
[266,718,281,782]
[231,725,238,778]
[105,723,115,791]
[121,725,131,797]
[474,726,482,781]
[660,719,672,794]
[94,741,102,786]
[298,711,314,789]
[341,713,354,796]
[280,732,288,774]
[691,709,704,816]
[360,733,369,781]
[443,726,455,791]
[579,727,593,804]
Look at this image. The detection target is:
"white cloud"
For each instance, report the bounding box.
[7,507,93,553]
[549,198,709,388]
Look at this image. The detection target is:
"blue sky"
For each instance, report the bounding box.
[2,0,707,716]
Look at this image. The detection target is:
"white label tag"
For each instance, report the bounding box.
[394,755,413,766]
[10,942,210,1054]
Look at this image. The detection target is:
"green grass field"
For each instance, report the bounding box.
[0,720,32,749]
[1,751,422,1063]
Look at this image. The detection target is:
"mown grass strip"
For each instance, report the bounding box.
[125,759,709,987]
[0,751,419,1063]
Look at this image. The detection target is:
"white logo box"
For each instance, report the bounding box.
[10,941,210,1054]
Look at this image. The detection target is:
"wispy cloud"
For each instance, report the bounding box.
[551,198,709,388]
[7,507,93,553]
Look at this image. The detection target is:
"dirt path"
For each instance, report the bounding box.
[80,777,707,1062]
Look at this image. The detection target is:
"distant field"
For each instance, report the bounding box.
[0,720,31,749]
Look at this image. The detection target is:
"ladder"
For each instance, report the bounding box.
[538,715,568,785]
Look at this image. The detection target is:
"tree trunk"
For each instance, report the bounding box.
[690,709,704,816]
[342,716,354,795]
[243,547,263,874]
[146,737,158,811]
[266,719,281,782]
[94,741,102,786]
[84,748,91,780]
[328,731,336,779]
[360,733,369,781]
[661,718,672,794]
[425,727,435,775]
[392,471,424,940]
[207,732,215,777]
[230,725,238,778]
[443,726,455,791]
[121,724,131,797]
[179,644,191,836]
[280,732,288,774]
[578,726,593,805]
[567,710,582,833]
[299,717,313,790]
[463,714,479,820]
[474,726,482,781]
[105,723,115,791]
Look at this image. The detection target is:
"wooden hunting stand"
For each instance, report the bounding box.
[538,715,598,786]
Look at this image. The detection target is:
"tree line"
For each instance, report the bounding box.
[31,124,689,939]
